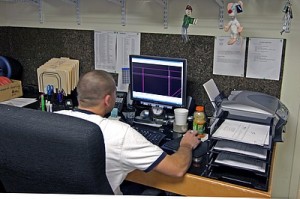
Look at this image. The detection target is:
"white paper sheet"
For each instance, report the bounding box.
[94,31,140,91]
[246,38,283,80]
[215,152,266,173]
[212,119,270,146]
[0,98,37,107]
[214,140,268,160]
[213,36,246,77]
[116,32,140,91]
[203,79,220,109]
[94,31,117,72]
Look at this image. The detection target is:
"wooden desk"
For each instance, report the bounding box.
[126,145,276,197]
[126,170,271,197]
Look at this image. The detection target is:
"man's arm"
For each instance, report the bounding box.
[153,130,200,177]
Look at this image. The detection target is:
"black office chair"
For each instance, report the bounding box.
[0,104,113,194]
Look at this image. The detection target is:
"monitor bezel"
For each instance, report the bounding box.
[129,55,187,109]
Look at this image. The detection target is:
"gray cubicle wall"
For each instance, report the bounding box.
[0,27,95,86]
[0,27,284,116]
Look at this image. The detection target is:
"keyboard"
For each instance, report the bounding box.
[133,124,166,146]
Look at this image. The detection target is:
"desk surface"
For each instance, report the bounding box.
[126,145,276,198]
[126,170,271,198]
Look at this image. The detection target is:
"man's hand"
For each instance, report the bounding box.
[180,130,201,150]
[154,130,201,177]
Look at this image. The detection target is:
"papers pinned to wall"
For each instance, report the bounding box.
[94,31,141,91]
[246,38,284,80]
[213,36,246,77]
[213,37,285,81]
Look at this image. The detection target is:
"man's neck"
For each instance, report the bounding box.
[77,106,105,117]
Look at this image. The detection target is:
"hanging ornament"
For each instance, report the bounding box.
[181,4,198,43]
[281,0,293,35]
[224,1,244,45]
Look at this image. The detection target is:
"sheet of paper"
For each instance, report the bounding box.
[212,119,270,146]
[246,38,284,80]
[0,98,37,107]
[203,79,220,109]
[213,140,268,160]
[94,31,117,72]
[116,32,140,91]
[215,152,266,173]
[94,31,140,92]
[213,36,246,77]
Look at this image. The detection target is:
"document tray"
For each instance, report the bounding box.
[207,164,269,191]
[211,139,272,162]
[209,152,270,176]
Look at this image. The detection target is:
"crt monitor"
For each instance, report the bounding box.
[129,55,187,109]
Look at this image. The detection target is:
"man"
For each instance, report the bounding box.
[56,70,200,194]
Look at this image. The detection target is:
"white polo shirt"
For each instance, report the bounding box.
[55,109,166,195]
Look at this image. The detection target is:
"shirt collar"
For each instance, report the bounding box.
[74,108,96,115]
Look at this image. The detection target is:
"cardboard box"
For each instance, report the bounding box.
[0,80,23,102]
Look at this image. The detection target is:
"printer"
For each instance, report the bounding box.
[215,90,289,142]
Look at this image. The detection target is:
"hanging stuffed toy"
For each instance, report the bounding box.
[281,0,293,34]
[224,1,243,45]
[181,5,197,43]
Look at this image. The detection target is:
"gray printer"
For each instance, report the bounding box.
[215,90,289,142]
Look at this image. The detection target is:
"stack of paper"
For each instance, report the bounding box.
[37,57,79,95]
[0,98,37,107]
[215,152,267,173]
[213,140,268,160]
[212,119,270,147]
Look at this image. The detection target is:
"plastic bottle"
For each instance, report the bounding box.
[193,105,206,139]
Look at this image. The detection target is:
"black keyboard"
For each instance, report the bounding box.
[133,124,166,146]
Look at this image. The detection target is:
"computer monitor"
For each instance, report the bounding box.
[129,55,187,109]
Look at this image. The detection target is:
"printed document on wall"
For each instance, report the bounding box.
[116,32,140,91]
[117,32,140,68]
[213,36,246,77]
[246,38,283,80]
[94,31,140,91]
[94,31,117,72]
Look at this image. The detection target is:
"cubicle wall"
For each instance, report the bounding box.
[0,27,284,115]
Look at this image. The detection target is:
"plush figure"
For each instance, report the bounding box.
[224,1,243,45]
[281,0,293,34]
[181,5,197,43]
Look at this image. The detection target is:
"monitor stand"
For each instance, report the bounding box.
[133,106,166,128]
[150,106,166,120]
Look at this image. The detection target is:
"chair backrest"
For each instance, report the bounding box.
[0,104,113,194]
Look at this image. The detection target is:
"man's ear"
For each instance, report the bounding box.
[103,94,111,107]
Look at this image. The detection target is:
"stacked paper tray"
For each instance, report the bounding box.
[206,117,274,191]
[37,57,79,95]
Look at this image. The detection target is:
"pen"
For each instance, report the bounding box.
[46,101,50,112]
[41,94,45,111]
[58,90,63,104]
[47,85,54,101]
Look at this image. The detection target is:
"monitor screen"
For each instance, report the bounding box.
[129,55,187,109]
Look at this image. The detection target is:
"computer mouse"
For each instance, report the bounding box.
[192,141,209,158]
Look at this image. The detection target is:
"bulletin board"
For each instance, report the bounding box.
[0,27,285,116]
[140,33,285,115]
